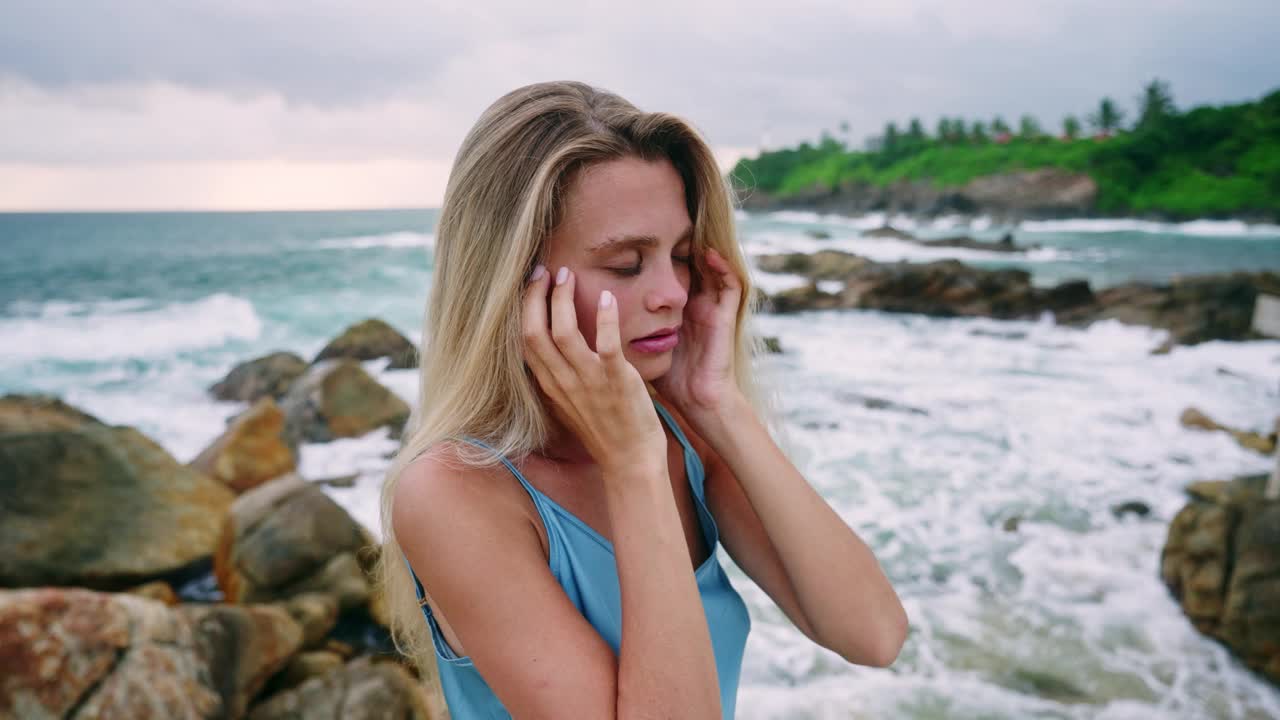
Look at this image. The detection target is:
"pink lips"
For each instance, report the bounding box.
[629,329,679,353]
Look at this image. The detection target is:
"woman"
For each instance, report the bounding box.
[377,80,907,719]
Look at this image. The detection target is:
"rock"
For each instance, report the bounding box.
[767,283,843,314]
[266,650,346,695]
[755,249,873,280]
[1061,271,1280,346]
[314,472,360,488]
[210,352,309,403]
[805,228,832,239]
[836,391,929,416]
[1179,407,1278,456]
[279,360,411,445]
[314,318,417,370]
[1002,516,1022,533]
[190,397,297,494]
[0,394,104,433]
[216,474,375,610]
[1161,474,1280,685]
[919,235,1039,254]
[0,587,302,719]
[247,656,439,720]
[1111,501,1152,520]
[0,426,234,589]
[864,225,916,241]
[759,336,783,354]
[125,580,179,606]
[281,593,341,650]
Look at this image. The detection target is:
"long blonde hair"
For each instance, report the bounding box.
[375,79,780,691]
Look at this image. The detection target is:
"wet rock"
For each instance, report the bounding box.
[190,397,297,494]
[0,425,234,588]
[805,228,832,239]
[216,474,375,611]
[247,656,439,720]
[1111,501,1152,520]
[864,225,916,241]
[314,318,417,370]
[0,587,302,719]
[209,352,309,403]
[767,283,843,314]
[755,249,872,280]
[0,394,104,433]
[759,336,783,354]
[1179,407,1277,456]
[1161,474,1280,685]
[280,360,410,445]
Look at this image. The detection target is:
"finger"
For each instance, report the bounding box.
[549,266,594,368]
[521,264,575,390]
[595,290,622,364]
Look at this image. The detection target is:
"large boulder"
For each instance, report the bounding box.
[209,352,309,403]
[313,318,417,370]
[190,397,297,494]
[1161,474,1280,685]
[279,360,410,445]
[1180,408,1277,455]
[215,474,374,611]
[0,587,302,719]
[0,394,103,433]
[247,656,439,720]
[0,425,234,589]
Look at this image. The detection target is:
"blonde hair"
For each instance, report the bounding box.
[374,79,782,692]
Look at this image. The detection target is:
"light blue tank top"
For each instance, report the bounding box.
[403,400,752,719]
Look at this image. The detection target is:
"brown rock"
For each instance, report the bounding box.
[0,426,234,589]
[314,318,417,370]
[125,580,179,606]
[0,394,103,433]
[210,352,309,403]
[247,656,438,720]
[279,360,411,445]
[282,593,341,650]
[268,650,346,695]
[190,397,297,494]
[1179,407,1278,456]
[1161,474,1280,684]
[0,587,302,719]
[216,474,374,610]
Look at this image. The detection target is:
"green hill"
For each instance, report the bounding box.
[730,86,1280,220]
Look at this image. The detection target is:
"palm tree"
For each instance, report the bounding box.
[1088,97,1125,136]
[1062,115,1081,140]
[1135,79,1176,130]
[1019,114,1043,138]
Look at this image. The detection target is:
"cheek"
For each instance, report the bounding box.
[572,281,602,351]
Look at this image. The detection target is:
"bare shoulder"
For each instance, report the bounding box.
[392,441,622,717]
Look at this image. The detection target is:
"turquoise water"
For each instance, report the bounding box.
[2,209,1278,718]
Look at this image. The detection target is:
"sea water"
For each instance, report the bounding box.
[2,209,1277,719]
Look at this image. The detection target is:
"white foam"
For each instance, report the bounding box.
[313,231,434,250]
[1021,217,1280,238]
[0,293,262,361]
[745,230,1058,264]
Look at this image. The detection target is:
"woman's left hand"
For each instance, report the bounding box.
[653,247,743,421]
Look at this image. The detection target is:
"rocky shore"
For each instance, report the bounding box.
[755,232,1280,352]
[0,318,444,719]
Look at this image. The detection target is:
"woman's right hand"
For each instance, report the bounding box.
[521,264,667,478]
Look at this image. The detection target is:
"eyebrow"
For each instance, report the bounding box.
[587,225,695,255]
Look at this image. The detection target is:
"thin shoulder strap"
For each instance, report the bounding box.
[652,399,708,496]
[652,399,696,458]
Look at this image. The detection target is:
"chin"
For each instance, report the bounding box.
[627,352,673,383]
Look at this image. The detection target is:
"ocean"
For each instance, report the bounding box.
[2,209,1278,718]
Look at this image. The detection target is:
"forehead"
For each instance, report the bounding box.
[549,155,692,256]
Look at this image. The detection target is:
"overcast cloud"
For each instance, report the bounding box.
[1,1,1276,209]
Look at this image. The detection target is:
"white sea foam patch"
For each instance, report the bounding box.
[743,230,1069,265]
[0,293,261,362]
[313,231,434,250]
[1021,217,1280,238]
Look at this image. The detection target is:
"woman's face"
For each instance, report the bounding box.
[540,155,694,382]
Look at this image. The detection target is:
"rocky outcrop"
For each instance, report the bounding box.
[0,587,302,719]
[0,425,234,589]
[279,360,410,445]
[0,394,103,433]
[215,474,375,611]
[210,352,309,403]
[865,225,1039,253]
[1161,474,1280,685]
[314,318,417,370]
[1180,408,1278,455]
[757,249,1278,348]
[247,656,439,720]
[190,397,297,494]
[741,168,1098,219]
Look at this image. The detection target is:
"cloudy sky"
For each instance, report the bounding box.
[1,1,1276,211]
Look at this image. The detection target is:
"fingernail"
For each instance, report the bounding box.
[600,290,613,308]
[556,266,569,285]
[529,264,546,281]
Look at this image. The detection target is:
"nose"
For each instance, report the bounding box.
[643,258,689,314]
